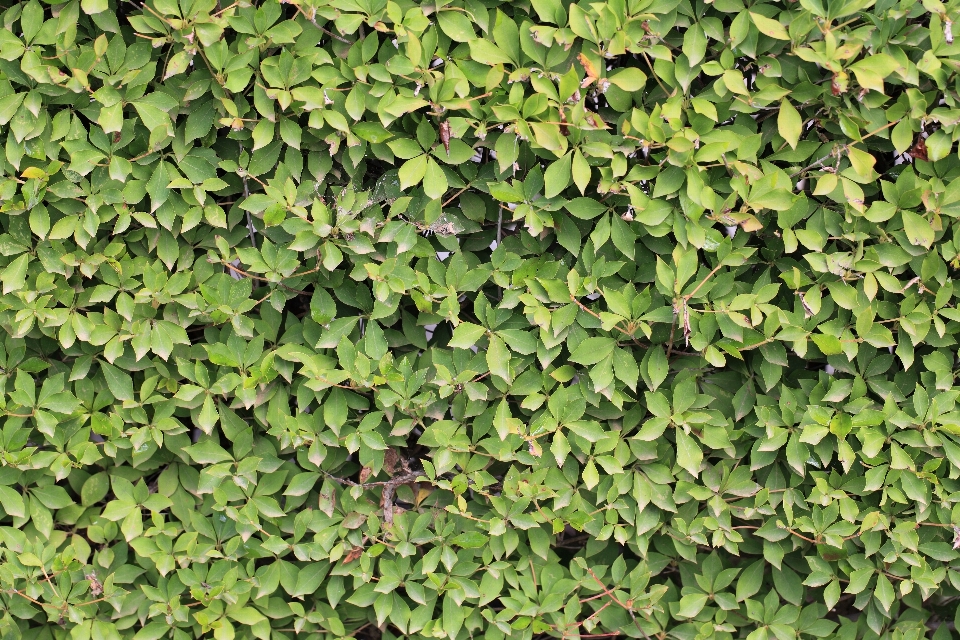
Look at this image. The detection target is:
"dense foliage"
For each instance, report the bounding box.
[7,0,960,637]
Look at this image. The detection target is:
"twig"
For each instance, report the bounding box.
[290,5,352,43]
[321,470,424,526]
[778,523,817,543]
[665,309,677,361]
[585,568,652,640]
[569,294,642,344]
[585,569,629,610]
[7,589,43,606]
[239,143,257,248]
[38,564,61,602]
[381,470,421,525]
[212,1,237,15]
[739,338,775,352]
[222,262,310,295]
[570,294,701,356]
[789,120,899,178]
[442,187,470,208]
[683,264,723,300]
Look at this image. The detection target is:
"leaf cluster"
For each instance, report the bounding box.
[3,0,960,638]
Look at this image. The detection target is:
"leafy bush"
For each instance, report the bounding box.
[5,0,960,637]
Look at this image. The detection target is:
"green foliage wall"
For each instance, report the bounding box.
[6,0,960,637]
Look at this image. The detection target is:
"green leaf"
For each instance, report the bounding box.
[543,153,572,199]
[81,472,110,507]
[582,458,600,489]
[676,593,708,618]
[449,322,487,349]
[683,24,707,66]
[569,337,615,365]
[100,361,134,401]
[572,150,591,194]
[451,532,488,548]
[353,121,393,143]
[750,11,790,39]
[811,333,842,355]
[608,67,646,91]
[437,11,476,42]
[399,154,427,190]
[0,485,25,518]
[778,100,802,150]
[284,472,319,496]
[901,210,934,248]
[184,440,234,464]
[736,561,765,601]
[564,197,606,219]
[423,157,448,199]
[645,345,669,391]
[874,573,894,612]
[675,428,703,477]
[469,39,513,65]
[81,0,108,13]
[1,255,29,295]
[487,335,512,382]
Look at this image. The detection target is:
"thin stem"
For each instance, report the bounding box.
[222,263,310,295]
[683,263,724,301]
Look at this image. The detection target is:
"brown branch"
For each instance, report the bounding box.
[321,469,424,526]
[683,264,724,301]
[381,470,422,526]
[222,262,310,295]
[212,1,237,15]
[665,309,677,361]
[7,589,43,607]
[570,294,701,357]
[570,294,643,344]
[739,338,774,352]
[290,5,352,43]
[790,120,899,178]
[442,187,470,208]
[586,569,630,610]
[585,568,653,639]
[778,523,817,544]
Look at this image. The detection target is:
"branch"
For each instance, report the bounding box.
[322,469,425,525]
[222,262,310,295]
[683,263,724,301]
[570,294,702,357]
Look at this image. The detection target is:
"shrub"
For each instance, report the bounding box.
[2,0,960,638]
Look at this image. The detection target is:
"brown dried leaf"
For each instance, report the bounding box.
[318,489,335,517]
[341,546,363,565]
[359,466,373,484]
[528,440,542,457]
[439,121,451,156]
[384,448,400,476]
[740,214,763,232]
[86,573,102,596]
[910,136,928,161]
[415,485,431,506]
[578,53,600,88]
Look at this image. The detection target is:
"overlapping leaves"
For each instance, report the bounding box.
[2,0,960,638]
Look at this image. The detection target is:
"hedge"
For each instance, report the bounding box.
[3,0,960,638]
